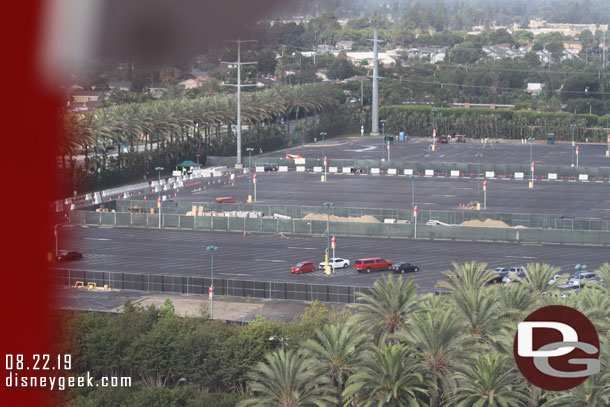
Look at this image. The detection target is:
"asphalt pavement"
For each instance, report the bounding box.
[148,172,610,219]
[261,136,610,167]
[55,225,610,294]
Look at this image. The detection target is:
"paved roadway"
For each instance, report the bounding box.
[148,172,610,219]
[262,136,610,167]
[55,225,610,294]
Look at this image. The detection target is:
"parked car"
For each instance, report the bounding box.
[391,262,419,274]
[215,197,236,204]
[568,272,600,286]
[318,258,350,270]
[437,135,448,144]
[489,267,510,284]
[502,269,526,283]
[454,135,467,143]
[547,274,565,285]
[291,261,315,274]
[264,165,278,172]
[56,250,83,262]
[354,258,392,273]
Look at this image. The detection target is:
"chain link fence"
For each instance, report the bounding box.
[51,268,372,304]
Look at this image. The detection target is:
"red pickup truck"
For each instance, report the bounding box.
[354,258,393,273]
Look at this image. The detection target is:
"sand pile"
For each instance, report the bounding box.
[302,213,380,223]
[459,219,526,229]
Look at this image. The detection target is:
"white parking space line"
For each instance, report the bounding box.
[287,247,318,250]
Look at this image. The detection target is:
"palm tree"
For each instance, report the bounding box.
[593,263,610,293]
[450,287,508,347]
[302,323,371,403]
[436,261,496,294]
[350,274,419,341]
[574,287,610,333]
[449,353,529,407]
[239,349,336,407]
[397,309,466,407]
[519,263,563,297]
[493,284,537,323]
[342,343,426,407]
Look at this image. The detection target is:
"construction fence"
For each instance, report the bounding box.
[70,209,610,246]
[51,268,372,304]
[116,200,610,232]
[206,156,610,180]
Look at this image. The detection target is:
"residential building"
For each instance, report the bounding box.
[336,40,354,50]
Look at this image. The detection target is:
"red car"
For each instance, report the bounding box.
[437,135,448,144]
[291,261,316,274]
[354,258,393,273]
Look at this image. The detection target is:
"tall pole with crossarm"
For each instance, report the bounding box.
[222,39,257,168]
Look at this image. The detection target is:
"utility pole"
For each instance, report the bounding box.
[368,28,383,135]
[222,39,257,169]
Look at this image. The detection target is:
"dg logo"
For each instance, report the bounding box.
[514,305,600,391]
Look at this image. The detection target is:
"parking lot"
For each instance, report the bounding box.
[144,171,610,219]
[56,225,610,294]
[262,135,610,167]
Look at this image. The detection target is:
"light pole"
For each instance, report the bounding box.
[54,224,58,257]
[606,114,610,157]
[483,180,487,210]
[323,202,333,275]
[246,147,254,203]
[206,246,218,319]
[431,108,437,151]
[320,132,327,160]
[575,264,587,292]
[528,137,535,189]
[409,175,418,237]
[320,132,328,182]
[155,166,164,228]
[576,144,580,167]
[380,120,386,160]
[475,154,482,202]
[570,124,576,168]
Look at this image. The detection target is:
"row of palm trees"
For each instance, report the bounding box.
[61,83,343,162]
[240,261,610,407]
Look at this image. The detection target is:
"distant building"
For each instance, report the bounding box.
[527,19,608,36]
[336,40,354,50]
[527,83,544,94]
[406,47,447,63]
[178,75,212,89]
[482,45,526,60]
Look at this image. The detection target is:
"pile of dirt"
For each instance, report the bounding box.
[459,218,523,228]
[302,213,380,223]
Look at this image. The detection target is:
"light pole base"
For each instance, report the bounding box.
[606,150,609,157]
[234,163,244,169]
[321,175,325,182]
[370,132,380,136]
[529,181,533,189]
[247,195,252,203]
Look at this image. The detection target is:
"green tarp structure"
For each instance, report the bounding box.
[177,160,199,168]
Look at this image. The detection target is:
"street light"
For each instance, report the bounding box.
[323,202,333,275]
[246,147,254,203]
[475,154,482,202]
[528,137,535,189]
[606,114,610,157]
[380,120,387,160]
[431,109,437,151]
[320,132,327,160]
[155,166,164,228]
[174,378,187,389]
[206,246,219,319]
[570,124,577,168]
[575,264,587,293]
